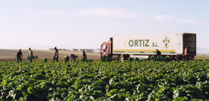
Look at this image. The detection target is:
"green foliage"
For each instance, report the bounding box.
[27,56,39,59]
[152,55,170,61]
[43,58,47,62]
[81,58,94,62]
[101,56,112,62]
[1,60,209,100]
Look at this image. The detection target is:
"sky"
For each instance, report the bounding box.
[0,0,209,51]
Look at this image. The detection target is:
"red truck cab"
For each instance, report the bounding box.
[100,38,113,58]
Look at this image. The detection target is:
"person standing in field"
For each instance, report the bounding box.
[28,48,33,62]
[184,46,189,61]
[16,49,23,62]
[82,50,87,60]
[53,47,59,62]
[156,49,161,60]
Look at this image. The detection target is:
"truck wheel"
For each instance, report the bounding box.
[124,54,130,60]
[176,55,183,60]
[162,55,166,58]
[163,55,171,61]
[119,54,130,61]
[169,55,172,60]
[171,55,176,61]
[189,56,194,60]
[150,55,155,60]
[182,55,186,60]
[175,55,179,60]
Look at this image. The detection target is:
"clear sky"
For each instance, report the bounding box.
[0,0,209,50]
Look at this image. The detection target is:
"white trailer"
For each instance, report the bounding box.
[101,33,196,60]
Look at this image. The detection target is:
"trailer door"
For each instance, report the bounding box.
[183,34,196,55]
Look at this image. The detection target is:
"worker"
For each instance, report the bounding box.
[82,50,87,60]
[184,46,189,61]
[28,48,34,62]
[16,49,23,62]
[64,55,69,63]
[70,54,78,62]
[53,47,59,62]
[156,49,161,60]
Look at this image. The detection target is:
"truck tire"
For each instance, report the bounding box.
[124,54,130,60]
[175,55,183,60]
[149,55,155,60]
[171,55,176,61]
[189,55,195,60]
[119,54,130,61]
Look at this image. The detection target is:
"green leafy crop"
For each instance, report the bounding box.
[1,60,209,100]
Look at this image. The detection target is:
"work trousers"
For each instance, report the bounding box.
[17,57,22,62]
[53,56,59,62]
[185,55,189,61]
[29,59,33,62]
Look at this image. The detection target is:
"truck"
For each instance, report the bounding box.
[100,33,196,60]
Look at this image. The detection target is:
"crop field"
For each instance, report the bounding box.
[1,60,209,100]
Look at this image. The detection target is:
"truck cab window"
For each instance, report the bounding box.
[102,45,107,50]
